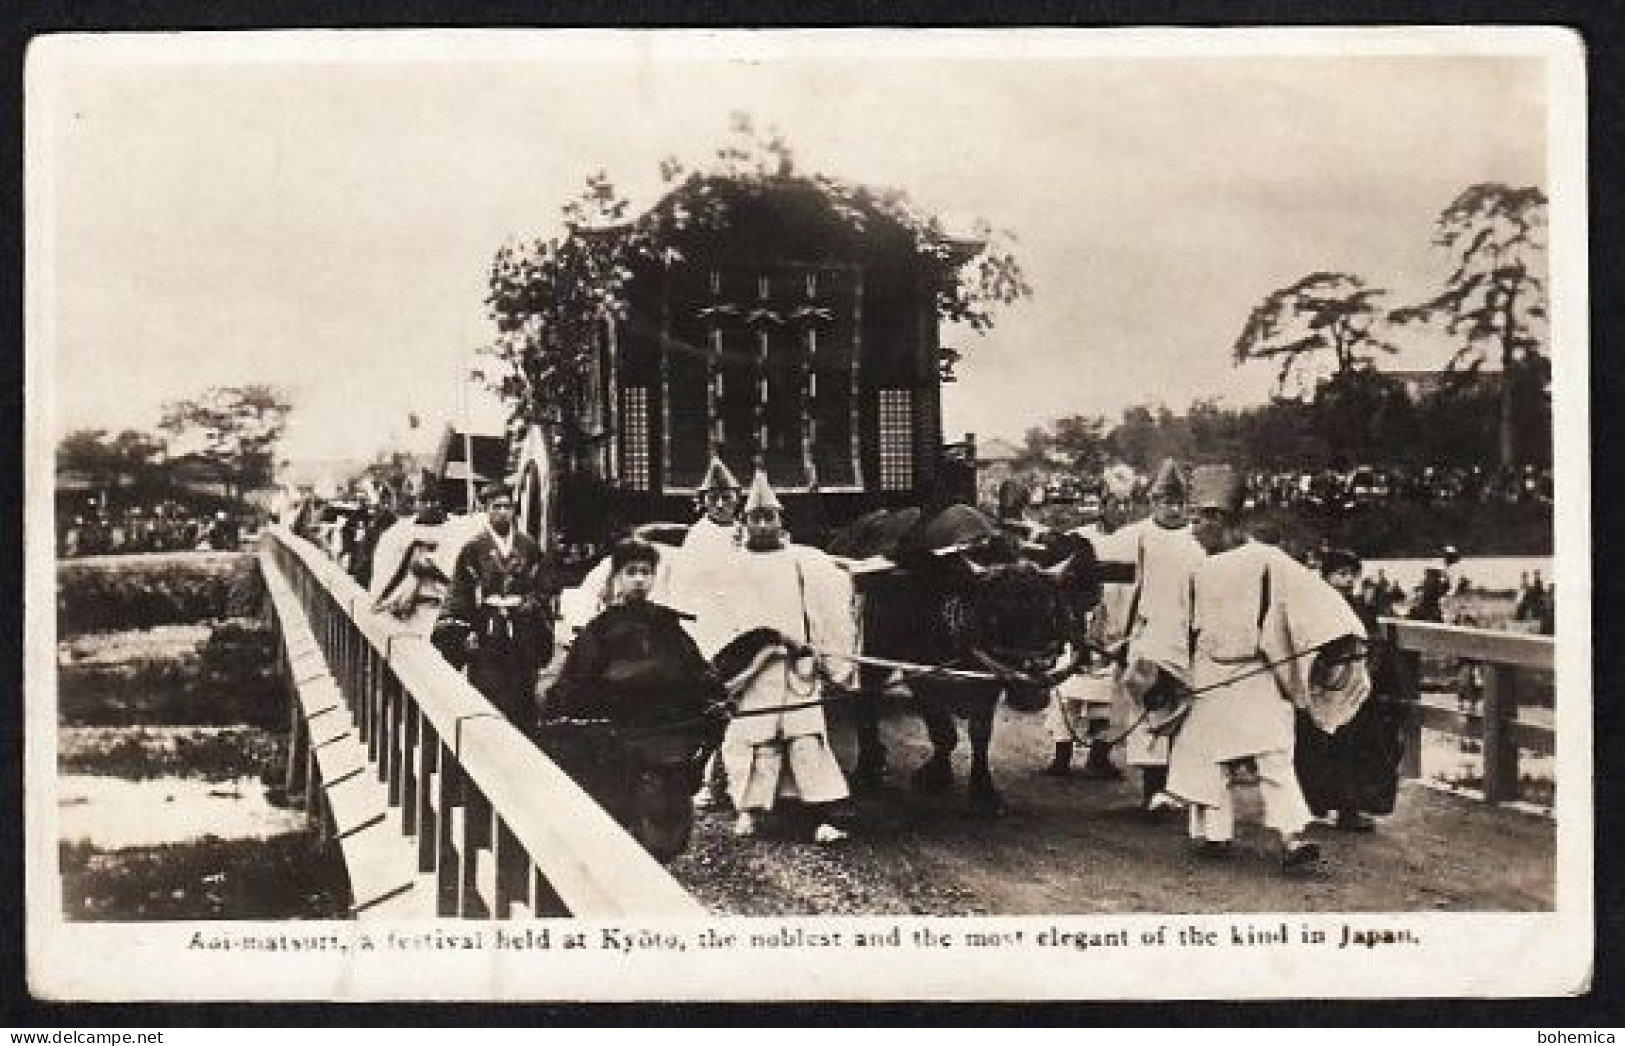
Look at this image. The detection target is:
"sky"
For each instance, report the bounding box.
[31,30,1553,466]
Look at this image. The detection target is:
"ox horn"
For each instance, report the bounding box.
[1042,553,1076,580]
[955,550,990,577]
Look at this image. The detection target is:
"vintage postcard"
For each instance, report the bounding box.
[24,26,1590,1001]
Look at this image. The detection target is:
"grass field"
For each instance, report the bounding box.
[54,552,351,921]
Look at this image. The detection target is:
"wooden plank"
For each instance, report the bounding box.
[1380,618,1554,670]
[1413,700,1555,756]
[260,545,436,920]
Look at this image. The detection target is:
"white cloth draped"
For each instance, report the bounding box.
[712,543,858,812]
[1166,540,1369,812]
[1100,518,1206,767]
[668,517,743,656]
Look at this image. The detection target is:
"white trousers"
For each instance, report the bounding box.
[1046,671,1116,745]
[723,734,850,813]
[1186,751,1312,843]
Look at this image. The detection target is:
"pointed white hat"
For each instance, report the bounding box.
[697,456,742,493]
[743,470,784,514]
[1148,458,1188,500]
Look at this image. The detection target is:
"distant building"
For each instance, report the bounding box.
[975,436,1024,508]
[431,425,510,514]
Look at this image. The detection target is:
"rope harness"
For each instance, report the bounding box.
[1054,641,1337,748]
[544,636,1351,744]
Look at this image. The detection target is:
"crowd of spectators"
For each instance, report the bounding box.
[1243,463,1553,512]
[58,500,250,557]
[1006,462,1551,520]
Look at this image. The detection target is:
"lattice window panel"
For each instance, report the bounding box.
[878,389,915,492]
[620,386,651,491]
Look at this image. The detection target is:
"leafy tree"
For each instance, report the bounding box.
[1309,370,1418,468]
[1049,414,1112,476]
[158,385,292,500]
[1104,403,1194,472]
[1391,183,1548,464]
[58,428,117,485]
[58,428,167,494]
[1232,272,1398,397]
[1011,425,1054,473]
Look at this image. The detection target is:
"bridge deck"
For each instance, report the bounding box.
[670,704,1555,916]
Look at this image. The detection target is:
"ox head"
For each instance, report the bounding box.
[934,530,1114,712]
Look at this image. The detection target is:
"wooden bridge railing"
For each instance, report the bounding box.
[1382,617,1555,807]
[259,524,706,918]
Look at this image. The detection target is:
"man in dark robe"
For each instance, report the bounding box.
[433,482,554,731]
[541,539,725,861]
[1293,548,1407,832]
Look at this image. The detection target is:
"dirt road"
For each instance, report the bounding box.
[669,703,1554,916]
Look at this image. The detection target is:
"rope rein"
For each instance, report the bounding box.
[542,637,1347,741]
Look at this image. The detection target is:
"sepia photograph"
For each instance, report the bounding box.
[23,27,1590,1001]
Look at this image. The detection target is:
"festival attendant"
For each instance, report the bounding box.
[1293,549,1406,833]
[672,456,747,811]
[540,539,726,848]
[369,493,455,634]
[1161,465,1371,871]
[707,472,859,844]
[1101,459,1206,809]
[1045,482,1133,779]
[433,482,554,731]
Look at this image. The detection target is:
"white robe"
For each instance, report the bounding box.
[1047,524,1131,742]
[1166,540,1370,809]
[669,517,743,657]
[1104,517,1206,766]
[714,543,858,811]
[368,518,454,635]
[558,516,739,645]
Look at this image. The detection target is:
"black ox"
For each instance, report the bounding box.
[827,504,1131,815]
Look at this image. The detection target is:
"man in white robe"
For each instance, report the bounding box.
[710,472,858,844]
[368,497,454,636]
[670,456,744,810]
[1103,459,1206,807]
[1163,464,1371,869]
[1045,491,1132,779]
[668,456,746,654]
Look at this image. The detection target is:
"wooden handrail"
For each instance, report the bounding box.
[261,524,706,918]
[1381,616,1554,808]
[1378,617,1553,670]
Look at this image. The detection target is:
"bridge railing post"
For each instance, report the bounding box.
[436,745,463,916]
[416,718,440,875]
[1386,622,1424,781]
[1481,664,1521,804]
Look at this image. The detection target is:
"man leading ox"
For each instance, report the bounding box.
[1159,464,1371,870]
[708,471,858,844]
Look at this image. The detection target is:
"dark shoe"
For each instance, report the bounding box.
[1043,742,1073,777]
[1194,839,1234,858]
[1079,743,1124,781]
[1334,812,1376,833]
[1282,839,1322,870]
